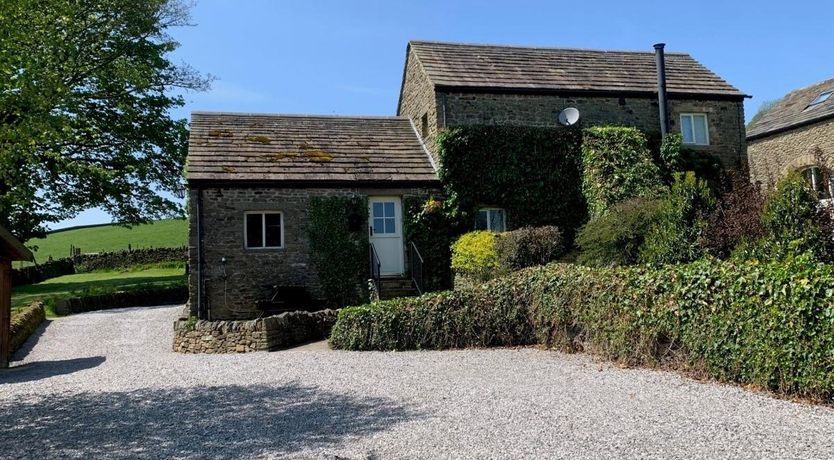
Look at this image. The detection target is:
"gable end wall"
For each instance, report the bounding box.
[748,118,834,189]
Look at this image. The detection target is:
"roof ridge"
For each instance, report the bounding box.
[191,111,409,120]
[408,39,691,56]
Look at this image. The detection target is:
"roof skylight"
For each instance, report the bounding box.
[807,90,833,109]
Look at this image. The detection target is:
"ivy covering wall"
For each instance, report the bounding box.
[308,196,369,307]
[581,127,666,218]
[403,195,455,292]
[437,126,586,240]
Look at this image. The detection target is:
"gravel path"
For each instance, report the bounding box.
[2,306,834,459]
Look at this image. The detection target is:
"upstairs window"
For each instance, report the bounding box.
[680,113,710,145]
[475,208,506,232]
[801,166,834,200]
[245,212,283,249]
[806,90,832,110]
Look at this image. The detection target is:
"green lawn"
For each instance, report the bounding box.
[21,219,187,266]
[11,267,187,315]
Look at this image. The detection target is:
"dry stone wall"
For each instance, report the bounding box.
[173,309,338,353]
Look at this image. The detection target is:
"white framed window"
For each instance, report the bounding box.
[680,113,710,145]
[244,211,284,249]
[475,208,506,232]
[800,166,834,200]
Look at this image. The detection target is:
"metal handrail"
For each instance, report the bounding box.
[369,242,382,299]
[410,241,424,295]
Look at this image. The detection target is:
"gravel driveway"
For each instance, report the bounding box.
[2,306,834,459]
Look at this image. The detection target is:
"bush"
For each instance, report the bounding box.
[496,226,564,271]
[639,172,715,264]
[657,133,723,187]
[403,196,456,292]
[576,197,662,267]
[757,173,832,260]
[581,127,665,218]
[450,231,499,282]
[330,256,834,400]
[702,169,766,258]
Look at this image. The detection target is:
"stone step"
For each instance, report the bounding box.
[377,278,419,300]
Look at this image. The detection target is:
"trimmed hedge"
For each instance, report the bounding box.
[331,256,834,400]
[10,301,46,353]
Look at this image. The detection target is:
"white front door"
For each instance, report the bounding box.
[369,196,404,276]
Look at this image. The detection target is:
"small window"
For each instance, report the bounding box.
[807,90,832,109]
[420,113,429,138]
[245,212,283,249]
[475,208,506,232]
[680,113,709,145]
[371,201,397,234]
[800,166,834,199]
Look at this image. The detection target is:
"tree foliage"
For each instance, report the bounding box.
[0,0,210,240]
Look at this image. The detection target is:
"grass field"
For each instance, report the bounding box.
[11,266,187,315]
[22,219,187,266]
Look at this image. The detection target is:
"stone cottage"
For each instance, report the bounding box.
[747,78,834,194]
[187,40,749,320]
[398,40,748,178]
[187,114,438,319]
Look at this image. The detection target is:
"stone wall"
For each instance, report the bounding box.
[10,301,45,353]
[172,309,337,353]
[188,186,437,319]
[440,92,747,168]
[397,49,441,166]
[396,50,747,168]
[54,285,187,316]
[748,118,834,189]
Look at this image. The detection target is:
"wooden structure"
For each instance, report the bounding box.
[0,225,33,368]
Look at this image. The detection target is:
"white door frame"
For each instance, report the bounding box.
[368,196,404,276]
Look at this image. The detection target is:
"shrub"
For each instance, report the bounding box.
[331,256,834,400]
[496,226,564,271]
[702,169,766,259]
[741,173,834,262]
[403,196,456,292]
[576,197,662,267]
[450,231,499,282]
[308,196,369,307]
[639,172,715,264]
[657,133,723,187]
[581,126,665,218]
[438,126,586,240]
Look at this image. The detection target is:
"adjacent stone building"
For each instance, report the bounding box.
[397,40,748,168]
[747,78,834,193]
[187,113,438,319]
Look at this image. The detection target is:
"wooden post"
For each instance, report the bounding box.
[0,257,10,368]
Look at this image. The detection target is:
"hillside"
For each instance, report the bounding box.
[23,219,188,265]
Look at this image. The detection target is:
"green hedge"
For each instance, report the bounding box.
[438,125,586,239]
[331,256,834,400]
[581,126,665,218]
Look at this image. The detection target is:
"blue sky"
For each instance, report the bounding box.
[58,0,834,229]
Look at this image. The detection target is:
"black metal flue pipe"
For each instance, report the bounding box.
[654,43,670,138]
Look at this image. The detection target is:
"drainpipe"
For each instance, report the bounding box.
[195,187,205,320]
[654,43,670,138]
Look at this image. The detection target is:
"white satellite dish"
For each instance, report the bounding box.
[558,107,580,126]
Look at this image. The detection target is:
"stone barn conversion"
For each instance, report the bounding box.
[186,39,749,323]
[186,113,439,320]
[747,78,834,193]
[398,40,749,169]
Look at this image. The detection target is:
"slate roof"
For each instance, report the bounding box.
[187,113,438,183]
[747,78,834,140]
[407,40,746,98]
